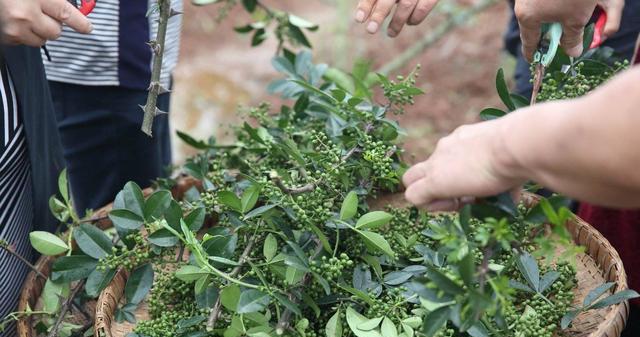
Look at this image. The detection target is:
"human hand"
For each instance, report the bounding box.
[402,120,526,211]
[355,0,439,37]
[515,0,599,61]
[597,0,625,38]
[0,0,92,47]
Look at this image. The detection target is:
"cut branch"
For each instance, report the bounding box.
[47,280,86,337]
[270,173,316,195]
[141,0,174,137]
[206,235,258,331]
[377,0,501,75]
[0,240,46,280]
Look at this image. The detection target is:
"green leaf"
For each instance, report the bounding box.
[358,317,383,331]
[510,93,530,109]
[590,289,640,309]
[516,252,540,292]
[218,191,242,212]
[479,108,506,121]
[458,253,476,287]
[340,191,358,220]
[86,268,117,297]
[539,271,560,293]
[237,289,271,313]
[125,264,154,304]
[346,307,382,337]
[362,255,383,280]
[583,282,616,307]
[185,207,206,231]
[144,190,172,221]
[401,317,421,329]
[326,309,343,337]
[560,310,580,329]
[358,230,394,257]
[288,14,317,29]
[263,233,277,262]
[196,284,219,309]
[120,182,145,217]
[251,28,267,46]
[29,231,69,256]
[58,168,70,203]
[234,24,254,34]
[421,307,449,337]
[195,275,210,295]
[74,224,113,259]
[241,0,257,12]
[356,211,392,230]
[209,256,240,266]
[525,196,572,225]
[176,130,210,149]
[164,200,183,230]
[109,209,144,231]
[42,278,69,313]
[380,317,397,337]
[51,255,98,282]
[425,266,464,296]
[383,271,412,286]
[148,228,179,247]
[496,68,515,111]
[176,265,209,282]
[273,293,302,316]
[220,284,241,312]
[241,185,261,213]
[244,204,277,220]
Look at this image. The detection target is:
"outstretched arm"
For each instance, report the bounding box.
[403,66,640,210]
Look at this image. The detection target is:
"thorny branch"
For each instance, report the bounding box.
[141,0,180,136]
[47,280,86,337]
[0,240,46,280]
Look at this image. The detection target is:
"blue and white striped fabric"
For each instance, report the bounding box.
[0,60,34,337]
[42,0,182,90]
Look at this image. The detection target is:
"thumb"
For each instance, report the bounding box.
[41,0,92,34]
[560,23,584,57]
[602,4,623,37]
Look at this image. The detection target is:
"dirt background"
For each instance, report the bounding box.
[170,0,515,164]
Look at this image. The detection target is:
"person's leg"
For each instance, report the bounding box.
[50,82,172,214]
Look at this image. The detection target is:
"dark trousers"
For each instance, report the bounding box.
[49,82,172,215]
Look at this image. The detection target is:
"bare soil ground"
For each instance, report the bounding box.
[171,0,514,163]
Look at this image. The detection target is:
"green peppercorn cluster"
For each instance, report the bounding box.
[537,60,628,102]
[310,254,354,281]
[381,65,422,115]
[98,233,150,271]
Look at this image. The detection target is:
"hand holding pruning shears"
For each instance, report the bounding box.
[516,0,623,62]
[529,4,614,104]
[0,0,93,47]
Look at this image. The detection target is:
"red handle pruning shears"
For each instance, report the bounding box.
[590,7,608,49]
[67,0,97,16]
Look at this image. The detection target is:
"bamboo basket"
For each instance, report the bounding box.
[94,192,631,337]
[16,177,200,337]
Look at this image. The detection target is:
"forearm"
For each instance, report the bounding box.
[497,66,640,208]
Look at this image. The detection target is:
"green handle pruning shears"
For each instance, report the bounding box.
[531,23,563,104]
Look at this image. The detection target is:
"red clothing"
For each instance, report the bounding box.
[578,204,640,306]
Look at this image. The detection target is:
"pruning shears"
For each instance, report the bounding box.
[67,0,97,16]
[530,7,607,104]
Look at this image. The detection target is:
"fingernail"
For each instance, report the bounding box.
[367,21,379,33]
[426,200,457,212]
[566,45,584,57]
[355,10,365,22]
[387,28,398,37]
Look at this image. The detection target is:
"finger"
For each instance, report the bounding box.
[367,0,396,34]
[32,13,63,40]
[402,162,429,188]
[425,199,458,212]
[518,20,542,63]
[14,29,46,46]
[355,0,377,23]
[41,0,92,34]
[408,0,437,25]
[388,0,417,37]
[404,176,437,207]
[602,4,623,37]
[560,22,584,57]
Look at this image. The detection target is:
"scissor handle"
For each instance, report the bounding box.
[67,0,96,16]
[590,7,607,49]
[533,22,563,67]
